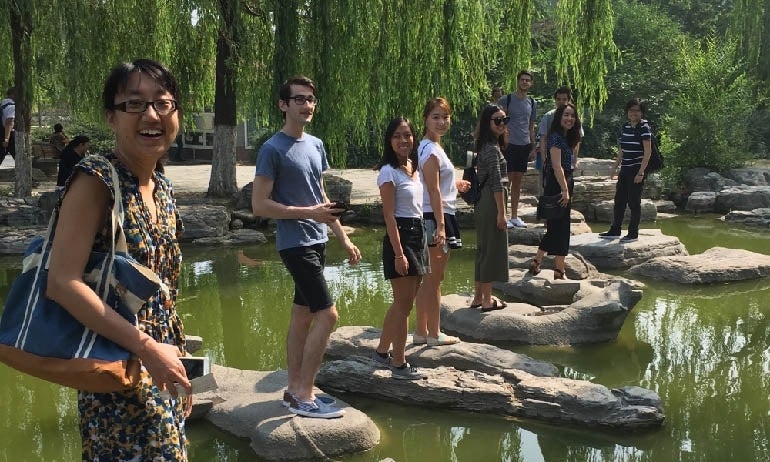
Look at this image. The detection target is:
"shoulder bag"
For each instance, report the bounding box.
[0,161,166,392]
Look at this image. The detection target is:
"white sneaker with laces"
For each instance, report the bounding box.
[506,218,515,229]
[511,217,527,228]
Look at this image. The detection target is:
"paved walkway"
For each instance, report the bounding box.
[1,155,384,205]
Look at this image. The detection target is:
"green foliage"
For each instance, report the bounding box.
[580,0,685,159]
[663,37,755,181]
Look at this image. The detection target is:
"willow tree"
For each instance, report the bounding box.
[730,0,770,82]
[554,0,619,122]
[7,0,33,197]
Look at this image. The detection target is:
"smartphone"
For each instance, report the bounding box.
[180,356,210,380]
[424,218,436,246]
[330,201,348,217]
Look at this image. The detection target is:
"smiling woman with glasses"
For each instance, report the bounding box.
[46,58,192,460]
[468,104,510,312]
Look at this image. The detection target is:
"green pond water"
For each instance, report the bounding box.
[1,215,769,461]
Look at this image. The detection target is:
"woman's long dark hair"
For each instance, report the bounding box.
[548,102,582,148]
[375,116,418,176]
[475,104,507,153]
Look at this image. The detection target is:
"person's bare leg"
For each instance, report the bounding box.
[479,281,494,308]
[508,171,524,219]
[470,281,482,306]
[294,305,339,401]
[286,304,312,397]
[379,276,420,365]
[415,246,449,337]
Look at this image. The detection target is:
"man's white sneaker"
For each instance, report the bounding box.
[510,217,527,228]
[506,218,515,229]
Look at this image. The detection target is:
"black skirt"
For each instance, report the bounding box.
[382,217,431,280]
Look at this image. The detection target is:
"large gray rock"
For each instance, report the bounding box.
[317,357,664,431]
[441,276,642,344]
[326,325,558,377]
[506,216,593,247]
[725,168,770,186]
[178,204,231,241]
[590,199,658,223]
[685,191,716,213]
[715,186,770,213]
[723,208,770,228]
[199,365,379,461]
[628,247,770,284]
[0,226,43,254]
[507,244,601,280]
[569,229,687,270]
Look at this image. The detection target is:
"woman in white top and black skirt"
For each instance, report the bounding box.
[372,117,429,380]
[414,98,470,346]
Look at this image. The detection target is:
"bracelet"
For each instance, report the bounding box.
[395,254,405,258]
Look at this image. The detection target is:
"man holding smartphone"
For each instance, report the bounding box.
[252,76,360,419]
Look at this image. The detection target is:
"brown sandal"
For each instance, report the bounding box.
[554,268,566,280]
[528,259,541,275]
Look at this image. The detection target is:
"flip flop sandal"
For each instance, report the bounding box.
[481,300,505,312]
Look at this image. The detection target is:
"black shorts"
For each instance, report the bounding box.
[423,212,462,249]
[382,217,430,280]
[503,143,531,173]
[278,243,334,313]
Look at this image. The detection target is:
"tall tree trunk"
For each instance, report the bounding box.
[10,0,32,198]
[208,0,239,198]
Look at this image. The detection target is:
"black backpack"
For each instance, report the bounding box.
[459,154,486,206]
[635,122,664,172]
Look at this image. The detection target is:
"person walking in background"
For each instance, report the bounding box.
[56,135,90,192]
[529,102,582,280]
[414,97,470,347]
[0,87,15,161]
[468,105,509,312]
[372,117,429,380]
[497,70,537,229]
[251,76,361,419]
[49,123,70,156]
[536,87,582,171]
[46,59,192,460]
[599,97,652,243]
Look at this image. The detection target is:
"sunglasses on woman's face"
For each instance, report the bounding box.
[492,116,510,126]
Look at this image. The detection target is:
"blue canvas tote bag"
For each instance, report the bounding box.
[0,161,167,392]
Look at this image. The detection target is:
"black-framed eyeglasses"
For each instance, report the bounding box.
[287,95,318,105]
[113,99,178,115]
[491,116,510,126]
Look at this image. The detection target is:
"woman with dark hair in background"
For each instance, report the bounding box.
[468,105,509,311]
[46,59,192,460]
[55,135,90,191]
[529,102,582,279]
[372,116,429,380]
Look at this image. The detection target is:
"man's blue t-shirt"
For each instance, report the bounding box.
[618,120,652,172]
[255,131,330,251]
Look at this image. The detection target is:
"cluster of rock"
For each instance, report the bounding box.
[321,326,664,431]
[683,167,770,227]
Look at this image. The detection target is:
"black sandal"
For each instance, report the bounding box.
[554,268,566,280]
[528,259,541,275]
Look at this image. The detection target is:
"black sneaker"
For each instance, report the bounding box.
[371,350,392,368]
[598,230,621,239]
[620,235,638,243]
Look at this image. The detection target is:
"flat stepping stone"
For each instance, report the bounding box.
[441,281,642,344]
[316,357,664,431]
[570,229,687,270]
[629,246,770,284]
[327,325,558,377]
[197,365,379,461]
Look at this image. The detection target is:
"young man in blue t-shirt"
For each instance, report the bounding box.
[252,76,361,419]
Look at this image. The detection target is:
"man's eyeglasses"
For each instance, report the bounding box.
[491,116,510,126]
[288,95,318,105]
[113,99,178,115]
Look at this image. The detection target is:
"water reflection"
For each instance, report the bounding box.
[1,217,770,461]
